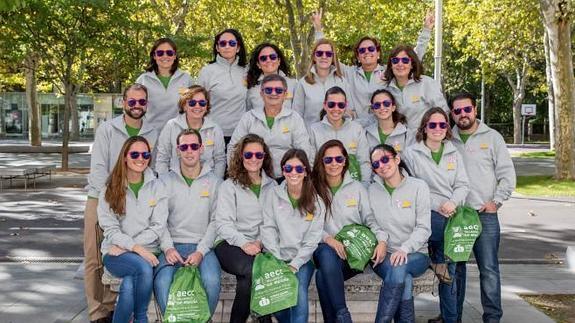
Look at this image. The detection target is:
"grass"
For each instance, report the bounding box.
[511,151,556,158]
[521,294,575,323]
[516,176,575,197]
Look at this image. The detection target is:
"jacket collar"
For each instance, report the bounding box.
[111,115,154,136]
[452,120,490,141]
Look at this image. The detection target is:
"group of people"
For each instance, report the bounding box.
[83,10,516,323]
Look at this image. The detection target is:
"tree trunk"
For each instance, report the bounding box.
[543,19,556,149]
[24,52,41,146]
[540,0,575,179]
[506,66,528,144]
[70,85,79,141]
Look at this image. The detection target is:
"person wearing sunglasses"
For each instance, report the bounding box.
[366,89,415,156]
[83,83,158,323]
[198,29,248,143]
[153,129,223,319]
[260,149,325,323]
[443,93,516,323]
[403,108,469,323]
[382,45,448,130]
[292,38,354,127]
[155,85,226,178]
[246,43,298,112]
[311,140,388,323]
[368,144,431,322]
[228,74,313,179]
[97,136,168,323]
[311,9,435,128]
[309,86,370,186]
[136,38,193,133]
[215,134,277,323]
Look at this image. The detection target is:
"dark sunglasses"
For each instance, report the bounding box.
[314,50,334,58]
[243,151,265,160]
[178,143,201,152]
[128,151,151,160]
[358,46,377,54]
[391,57,411,65]
[283,164,305,174]
[126,98,147,107]
[218,39,237,47]
[371,100,393,110]
[155,50,175,57]
[371,156,391,169]
[263,87,285,95]
[323,156,345,164]
[326,101,346,109]
[453,106,474,115]
[259,53,278,62]
[187,99,207,107]
[427,122,448,129]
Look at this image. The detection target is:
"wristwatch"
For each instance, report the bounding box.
[493,201,503,210]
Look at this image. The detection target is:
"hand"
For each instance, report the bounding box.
[311,8,323,31]
[165,248,184,265]
[133,245,160,266]
[440,201,457,218]
[344,109,357,120]
[371,241,387,265]
[288,265,297,273]
[390,250,408,266]
[325,236,347,260]
[479,201,498,213]
[185,251,204,267]
[108,245,127,256]
[424,10,435,30]
[241,242,261,256]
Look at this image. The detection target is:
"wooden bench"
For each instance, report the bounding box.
[0,165,53,191]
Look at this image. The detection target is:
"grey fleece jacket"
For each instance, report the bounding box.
[155,114,226,178]
[452,121,516,209]
[86,115,158,198]
[159,166,222,256]
[215,173,277,248]
[403,140,470,212]
[98,168,168,255]
[369,174,431,254]
[261,183,326,270]
[365,122,415,155]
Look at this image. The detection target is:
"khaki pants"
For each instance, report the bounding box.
[83,198,116,320]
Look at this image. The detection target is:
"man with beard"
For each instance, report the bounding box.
[83,83,159,323]
[439,92,516,323]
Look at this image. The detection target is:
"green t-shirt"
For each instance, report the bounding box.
[431,143,445,165]
[288,193,299,209]
[157,75,171,89]
[183,175,194,186]
[125,124,140,137]
[378,127,390,144]
[459,133,472,144]
[384,182,395,195]
[330,183,342,195]
[364,71,373,82]
[266,116,275,129]
[129,177,144,198]
[250,184,262,198]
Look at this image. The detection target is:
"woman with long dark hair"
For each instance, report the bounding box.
[98,136,167,323]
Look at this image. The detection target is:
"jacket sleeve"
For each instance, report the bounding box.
[132,182,169,246]
[492,133,516,203]
[158,177,174,252]
[226,114,251,166]
[197,66,210,88]
[215,181,250,248]
[414,27,432,61]
[155,123,173,175]
[97,189,136,251]
[87,124,111,198]
[400,182,431,253]
[212,126,227,179]
[291,113,314,162]
[357,129,372,187]
[197,178,223,255]
[450,151,470,206]
[289,200,325,270]
[425,78,449,114]
[292,81,306,119]
[260,192,281,258]
[359,185,389,242]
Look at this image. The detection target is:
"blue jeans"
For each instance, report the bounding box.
[313,243,362,322]
[103,252,154,323]
[153,243,221,316]
[429,210,458,323]
[373,252,430,300]
[456,212,502,323]
[274,261,315,323]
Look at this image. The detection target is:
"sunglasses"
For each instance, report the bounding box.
[453,106,473,115]
[358,46,377,54]
[391,57,411,65]
[129,151,151,160]
[326,101,346,109]
[126,98,147,107]
[218,39,237,47]
[259,53,278,62]
[314,50,334,58]
[283,164,305,174]
[243,151,265,160]
[427,122,448,129]
[262,87,285,95]
[187,99,207,107]
[371,155,391,169]
[178,143,201,152]
[155,50,175,57]
[371,100,393,110]
[323,156,345,164]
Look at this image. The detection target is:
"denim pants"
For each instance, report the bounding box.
[103,252,154,323]
[372,252,431,300]
[153,243,221,316]
[274,261,315,323]
[456,212,502,323]
[313,243,362,322]
[429,210,458,323]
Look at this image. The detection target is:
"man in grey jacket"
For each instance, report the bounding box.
[83,83,158,323]
[446,92,516,323]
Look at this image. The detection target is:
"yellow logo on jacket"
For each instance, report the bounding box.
[200,190,210,197]
[346,198,358,207]
[148,199,157,207]
[401,200,412,208]
[480,143,489,150]
[411,95,421,103]
[282,125,290,133]
[305,212,314,221]
[205,139,214,146]
[447,163,456,170]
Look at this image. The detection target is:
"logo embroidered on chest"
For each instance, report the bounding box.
[447,155,457,170]
[393,142,402,152]
[305,212,314,221]
[345,194,357,207]
[148,199,157,207]
[411,95,421,103]
[200,180,210,197]
[480,143,489,150]
[282,125,290,133]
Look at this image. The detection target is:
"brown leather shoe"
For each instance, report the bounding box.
[427,315,442,323]
[431,263,452,284]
